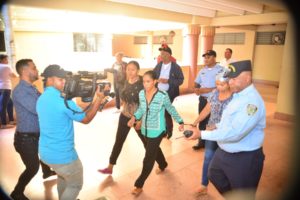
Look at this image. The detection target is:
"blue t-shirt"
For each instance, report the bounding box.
[37,86,86,164]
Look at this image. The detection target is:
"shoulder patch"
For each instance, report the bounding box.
[247,104,258,116]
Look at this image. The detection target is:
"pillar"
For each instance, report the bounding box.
[183,24,201,90]
[199,26,215,64]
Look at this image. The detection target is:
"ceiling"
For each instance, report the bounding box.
[107,0,287,17]
[3,0,288,33]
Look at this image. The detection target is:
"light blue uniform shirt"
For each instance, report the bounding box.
[201,84,266,153]
[194,64,223,97]
[37,87,86,164]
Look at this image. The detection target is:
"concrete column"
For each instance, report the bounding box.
[200,26,215,64]
[183,24,201,90]
[274,17,295,121]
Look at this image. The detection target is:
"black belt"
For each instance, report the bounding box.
[15,131,40,138]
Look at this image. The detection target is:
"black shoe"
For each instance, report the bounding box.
[43,170,56,179]
[10,191,29,200]
[192,142,205,151]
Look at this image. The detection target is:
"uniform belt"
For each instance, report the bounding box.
[200,96,208,99]
[15,131,40,138]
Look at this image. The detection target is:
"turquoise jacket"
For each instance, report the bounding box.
[134,89,183,138]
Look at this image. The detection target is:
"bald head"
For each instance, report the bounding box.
[228,71,252,93]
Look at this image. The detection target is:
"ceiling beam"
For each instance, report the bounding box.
[107,0,216,17]
[204,0,263,13]
[211,12,288,26]
[167,0,245,15]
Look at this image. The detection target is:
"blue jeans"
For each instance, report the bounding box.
[0,89,12,125]
[202,140,218,186]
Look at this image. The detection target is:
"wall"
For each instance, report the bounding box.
[213,26,256,63]
[213,25,286,83]
[112,34,145,58]
[252,24,286,82]
[13,31,113,73]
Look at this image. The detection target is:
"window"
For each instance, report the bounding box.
[214,33,245,44]
[256,31,285,45]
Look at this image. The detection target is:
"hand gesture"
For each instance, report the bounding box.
[127,116,135,127]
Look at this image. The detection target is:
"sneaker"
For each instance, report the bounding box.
[131,187,143,196]
[97,168,112,174]
[43,170,56,179]
[0,124,15,129]
[10,191,30,200]
[192,142,205,151]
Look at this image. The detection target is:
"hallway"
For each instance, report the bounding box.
[0,83,294,200]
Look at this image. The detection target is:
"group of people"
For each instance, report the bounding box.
[5,44,266,200]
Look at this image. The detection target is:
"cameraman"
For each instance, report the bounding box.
[36,64,106,200]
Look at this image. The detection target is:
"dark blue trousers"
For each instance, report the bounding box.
[0,89,12,125]
[208,147,265,197]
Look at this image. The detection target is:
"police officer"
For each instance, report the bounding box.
[187,60,266,198]
[193,50,223,150]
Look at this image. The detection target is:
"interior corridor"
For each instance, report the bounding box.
[0,83,294,200]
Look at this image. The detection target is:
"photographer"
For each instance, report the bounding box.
[36,64,107,200]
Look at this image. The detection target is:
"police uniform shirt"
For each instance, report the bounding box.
[201,84,266,153]
[194,64,223,98]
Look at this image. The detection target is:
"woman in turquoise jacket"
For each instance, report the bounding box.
[128,70,184,195]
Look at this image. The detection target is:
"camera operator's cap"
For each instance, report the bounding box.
[41,64,68,78]
[202,50,217,57]
[159,44,172,55]
[225,60,252,78]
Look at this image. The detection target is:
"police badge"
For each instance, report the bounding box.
[247,104,258,116]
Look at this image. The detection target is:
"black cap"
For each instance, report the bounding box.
[225,60,252,78]
[41,64,68,78]
[202,50,216,57]
[159,44,172,55]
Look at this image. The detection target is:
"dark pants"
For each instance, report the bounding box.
[12,132,53,194]
[208,148,265,198]
[197,96,210,145]
[110,113,148,165]
[7,98,14,122]
[0,89,12,125]
[134,133,167,188]
[165,95,175,135]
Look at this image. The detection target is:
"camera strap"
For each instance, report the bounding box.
[64,98,91,114]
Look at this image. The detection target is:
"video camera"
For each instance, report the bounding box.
[62,71,113,113]
[62,71,111,102]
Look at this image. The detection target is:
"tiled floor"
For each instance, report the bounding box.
[0,83,294,200]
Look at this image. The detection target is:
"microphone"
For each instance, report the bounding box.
[98,92,115,111]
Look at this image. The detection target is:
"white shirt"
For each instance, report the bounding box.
[0,63,13,89]
[158,62,171,91]
[219,58,236,68]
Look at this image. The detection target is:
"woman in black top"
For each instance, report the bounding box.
[98,60,145,174]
